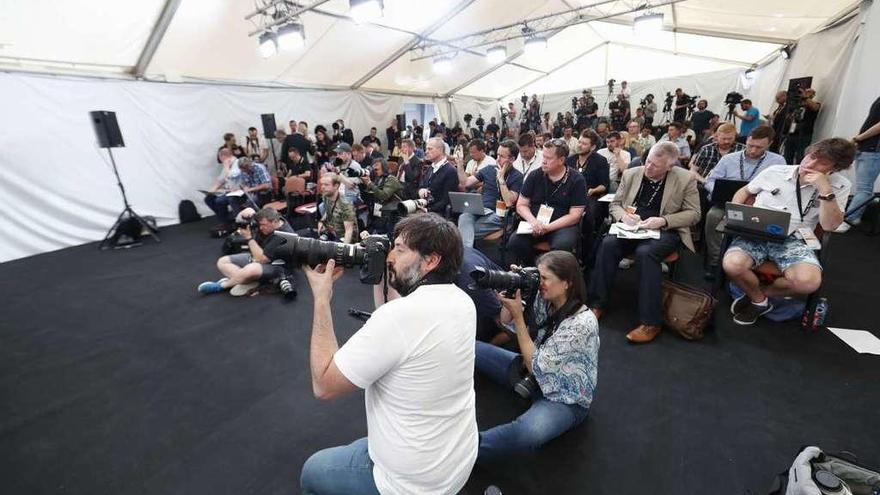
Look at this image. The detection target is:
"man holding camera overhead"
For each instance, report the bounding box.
[299,213,478,495]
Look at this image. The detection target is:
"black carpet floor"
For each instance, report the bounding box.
[1,219,879,495]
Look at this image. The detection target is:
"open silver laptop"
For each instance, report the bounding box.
[725,202,791,241]
[449,192,489,215]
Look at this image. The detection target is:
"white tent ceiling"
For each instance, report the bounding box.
[0,0,859,98]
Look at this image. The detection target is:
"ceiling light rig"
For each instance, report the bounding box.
[349,0,384,24]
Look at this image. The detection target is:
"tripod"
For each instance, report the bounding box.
[724,104,737,123]
[99,148,160,249]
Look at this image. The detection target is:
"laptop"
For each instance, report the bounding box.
[725,202,791,242]
[449,192,489,215]
[711,179,749,205]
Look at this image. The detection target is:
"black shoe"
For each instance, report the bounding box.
[733,300,774,325]
[730,294,750,315]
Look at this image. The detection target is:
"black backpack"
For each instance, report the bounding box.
[178,200,201,223]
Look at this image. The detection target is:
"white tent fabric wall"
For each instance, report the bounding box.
[0,72,434,262]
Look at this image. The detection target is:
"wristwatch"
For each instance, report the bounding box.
[817,193,836,201]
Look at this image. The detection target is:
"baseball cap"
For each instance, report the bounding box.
[333,142,352,153]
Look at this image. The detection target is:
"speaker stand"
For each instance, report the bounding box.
[99,147,161,250]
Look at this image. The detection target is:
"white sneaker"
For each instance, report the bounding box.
[834,223,852,233]
[619,258,634,269]
[230,281,259,296]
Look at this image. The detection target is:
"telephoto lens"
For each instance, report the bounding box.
[469,266,540,301]
[278,274,297,299]
[276,236,367,268]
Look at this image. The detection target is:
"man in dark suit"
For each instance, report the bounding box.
[418,137,458,216]
[396,138,423,200]
[588,141,700,344]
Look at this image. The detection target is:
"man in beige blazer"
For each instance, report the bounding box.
[588,141,701,343]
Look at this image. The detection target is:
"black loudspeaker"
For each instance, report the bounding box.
[396,113,406,131]
[261,113,277,139]
[90,110,125,148]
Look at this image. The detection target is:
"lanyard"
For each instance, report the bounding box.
[544,168,570,201]
[634,176,665,209]
[523,154,537,176]
[794,174,819,222]
[739,152,765,181]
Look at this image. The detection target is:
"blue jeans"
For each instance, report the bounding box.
[458,210,505,247]
[300,437,380,495]
[846,151,880,221]
[474,341,589,461]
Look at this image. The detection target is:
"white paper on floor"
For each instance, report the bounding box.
[827,328,880,355]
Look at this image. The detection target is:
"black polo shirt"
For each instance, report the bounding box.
[565,152,610,190]
[520,167,587,223]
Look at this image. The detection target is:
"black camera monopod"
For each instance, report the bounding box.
[348,308,372,322]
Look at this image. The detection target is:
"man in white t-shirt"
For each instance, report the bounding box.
[464,138,496,175]
[300,213,478,495]
[597,131,631,190]
[512,132,543,178]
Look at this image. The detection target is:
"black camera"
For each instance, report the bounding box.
[464,113,473,126]
[278,273,297,299]
[475,114,485,130]
[274,234,391,284]
[469,265,540,303]
[520,94,529,106]
[725,91,744,106]
[333,156,344,168]
[507,355,542,400]
[331,122,340,131]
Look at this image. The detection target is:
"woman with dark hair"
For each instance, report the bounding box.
[474,250,599,460]
[313,126,331,167]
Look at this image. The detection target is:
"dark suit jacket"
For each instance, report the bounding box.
[610,166,701,251]
[398,156,423,200]
[421,161,458,214]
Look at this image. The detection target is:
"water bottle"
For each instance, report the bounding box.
[803,297,828,331]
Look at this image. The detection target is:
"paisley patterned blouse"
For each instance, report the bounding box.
[531,298,600,409]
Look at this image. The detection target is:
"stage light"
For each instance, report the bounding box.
[277,22,305,50]
[433,56,453,74]
[633,12,664,34]
[523,36,548,55]
[486,46,506,64]
[350,0,384,24]
[780,46,791,59]
[259,31,277,58]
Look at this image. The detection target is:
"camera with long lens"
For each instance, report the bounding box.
[463,113,473,127]
[475,114,485,131]
[507,355,542,400]
[274,234,390,285]
[520,93,528,106]
[469,265,540,303]
[278,273,297,299]
[331,122,340,131]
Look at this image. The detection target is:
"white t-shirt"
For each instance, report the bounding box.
[465,154,497,175]
[513,148,543,178]
[746,165,851,234]
[334,284,478,495]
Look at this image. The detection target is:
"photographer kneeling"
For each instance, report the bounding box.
[197,207,294,296]
[475,251,599,460]
[300,213,478,495]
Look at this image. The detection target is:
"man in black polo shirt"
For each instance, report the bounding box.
[285,147,312,181]
[506,139,587,266]
[566,129,610,267]
[281,124,312,169]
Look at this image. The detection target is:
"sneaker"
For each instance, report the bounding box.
[230,281,259,297]
[730,294,749,315]
[198,280,226,295]
[661,262,669,274]
[732,299,774,325]
[834,223,852,233]
[619,258,634,269]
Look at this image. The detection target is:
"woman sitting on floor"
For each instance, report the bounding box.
[475,250,599,460]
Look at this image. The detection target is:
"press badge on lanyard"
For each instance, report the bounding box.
[536,204,554,224]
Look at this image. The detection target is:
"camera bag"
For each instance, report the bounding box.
[661,280,716,340]
[767,446,880,495]
[178,199,201,223]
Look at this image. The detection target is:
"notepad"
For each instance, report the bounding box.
[827,328,880,355]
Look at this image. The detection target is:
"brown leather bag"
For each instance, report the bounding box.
[661,280,716,340]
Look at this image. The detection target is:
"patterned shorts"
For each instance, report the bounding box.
[727,236,821,273]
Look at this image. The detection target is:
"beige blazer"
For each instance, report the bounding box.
[609,166,701,251]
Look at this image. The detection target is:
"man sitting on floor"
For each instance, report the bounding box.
[506,139,587,266]
[588,141,700,343]
[722,138,855,325]
[197,207,294,296]
[456,139,523,248]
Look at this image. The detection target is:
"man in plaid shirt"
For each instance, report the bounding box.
[688,123,743,183]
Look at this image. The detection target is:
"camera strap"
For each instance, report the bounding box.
[536,299,582,347]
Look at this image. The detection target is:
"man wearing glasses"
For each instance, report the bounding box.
[506,139,587,266]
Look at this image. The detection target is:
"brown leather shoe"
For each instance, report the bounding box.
[626,324,662,343]
[590,307,604,320]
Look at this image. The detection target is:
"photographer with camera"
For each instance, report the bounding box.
[330,119,355,146]
[474,250,598,459]
[733,99,761,142]
[418,137,459,215]
[298,173,356,244]
[673,88,690,124]
[329,142,366,205]
[456,140,524,248]
[783,87,821,165]
[768,91,788,153]
[691,99,713,148]
[396,138,423,201]
[362,157,403,235]
[197,207,295,296]
[299,213,477,495]
[506,139,587,266]
[609,93,631,132]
